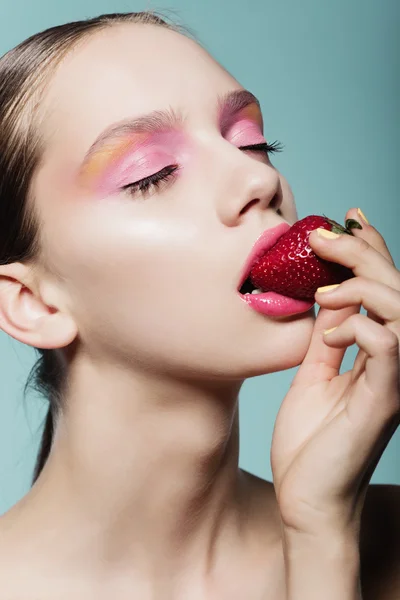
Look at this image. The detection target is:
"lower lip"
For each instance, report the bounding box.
[240,291,315,317]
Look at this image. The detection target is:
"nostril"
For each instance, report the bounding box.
[239,198,259,216]
[239,191,282,216]
[270,191,281,210]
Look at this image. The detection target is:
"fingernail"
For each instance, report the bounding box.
[323,326,338,335]
[357,208,370,225]
[316,228,340,239]
[316,284,340,293]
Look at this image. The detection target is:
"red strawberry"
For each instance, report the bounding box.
[249,215,362,301]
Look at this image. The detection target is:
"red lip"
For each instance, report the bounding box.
[237,222,291,291]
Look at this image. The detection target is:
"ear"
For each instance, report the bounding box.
[0,262,77,349]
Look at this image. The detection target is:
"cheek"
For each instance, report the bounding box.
[60,213,213,364]
[55,211,202,307]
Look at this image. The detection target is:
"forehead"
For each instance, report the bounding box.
[39,24,238,160]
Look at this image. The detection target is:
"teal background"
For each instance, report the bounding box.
[0,0,399,514]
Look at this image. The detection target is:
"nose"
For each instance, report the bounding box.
[216,152,283,227]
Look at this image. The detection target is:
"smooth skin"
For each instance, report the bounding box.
[0,23,398,600]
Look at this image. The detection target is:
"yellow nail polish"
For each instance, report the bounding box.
[357,208,369,225]
[323,326,338,335]
[316,284,340,293]
[316,228,340,239]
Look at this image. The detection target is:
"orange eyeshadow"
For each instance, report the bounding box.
[78,132,149,189]
[240,104,263,128]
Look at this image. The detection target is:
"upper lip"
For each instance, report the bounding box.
[237,221,291,292]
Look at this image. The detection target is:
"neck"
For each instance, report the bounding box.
[30,357,249,584]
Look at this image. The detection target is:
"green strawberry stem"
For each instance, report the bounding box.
[321,214,362,236]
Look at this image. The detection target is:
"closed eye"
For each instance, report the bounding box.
[121,164,179,199]
[239,140,284,155]
[121,140,284,200]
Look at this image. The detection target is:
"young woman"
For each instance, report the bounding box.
[0,11,398,600]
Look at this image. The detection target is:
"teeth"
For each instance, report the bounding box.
[248,288,264,295]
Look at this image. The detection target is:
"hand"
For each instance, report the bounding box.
[270,207,400,537]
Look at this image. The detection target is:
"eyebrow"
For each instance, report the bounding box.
[79,89,261,169]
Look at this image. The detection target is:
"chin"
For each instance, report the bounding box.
[239,352,307,379]
[235,313,316,378]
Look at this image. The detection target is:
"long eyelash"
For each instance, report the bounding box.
[239,140,284,155]
[121,140,284,199]
[122,164,179,198]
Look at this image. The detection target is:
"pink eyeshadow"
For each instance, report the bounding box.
[79,130,185,196]
[228,119,266,146]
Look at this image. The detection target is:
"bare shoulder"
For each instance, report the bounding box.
[360,484,400,600]
[0,511,22,597]
[0,503,46,597]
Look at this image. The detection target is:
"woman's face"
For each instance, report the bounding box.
[34,24,316,380]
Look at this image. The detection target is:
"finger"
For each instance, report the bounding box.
[291,303,361,386]
[342,208,397,326]
[344,207,396,266]
[308,227,400,292]
[315,276,400,326]
[320,392,399,498]
[322,313,399,424]
[323,313,399,480]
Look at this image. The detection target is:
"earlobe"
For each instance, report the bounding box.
[0,262,78,350]
[31,311,78,349]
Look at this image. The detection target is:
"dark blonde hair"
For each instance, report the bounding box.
[0,11,194,486]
